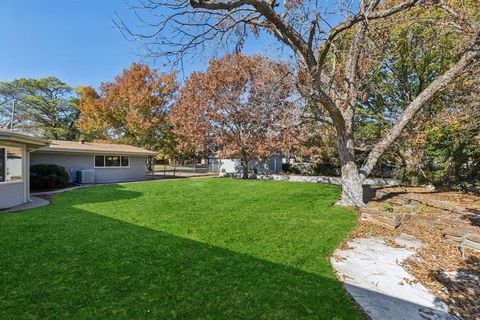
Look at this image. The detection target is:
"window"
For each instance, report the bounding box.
[0,146,23,183]
[0,148,5,182]
[94,155,129,168]
[105,156,120,167]
[6,147,23,181]
[95,155,104,167]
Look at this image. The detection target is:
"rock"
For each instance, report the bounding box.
[442,228,480,251]
[391,197,411,206]
[466,233,480,243]
[414,219,438,228]
[443,227,478,239]
[361,209,403,229]
[444,234,463,243]
[424,199,468,214]
[393,233,423,249]
[402,203,419,210]
[462,237,480,252]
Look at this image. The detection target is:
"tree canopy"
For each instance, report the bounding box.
[77,63,178,157]
[0,77,80,140]
[171,53,302,177]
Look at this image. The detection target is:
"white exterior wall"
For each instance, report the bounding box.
[218,155,282,175]
[0,143,28,209]
[218,159,240,174]
[0,181,25,209]
[30,152,148,184]
[94,157,147,183]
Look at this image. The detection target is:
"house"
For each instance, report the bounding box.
[0,130,48,209]
[30,140,156,183]
[0,130,156,210]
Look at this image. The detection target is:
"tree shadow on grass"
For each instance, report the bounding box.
[1,184,364,319]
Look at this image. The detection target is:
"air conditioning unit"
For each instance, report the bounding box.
[77,170,94,184]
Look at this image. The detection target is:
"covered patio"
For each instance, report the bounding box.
[0,130,47,209]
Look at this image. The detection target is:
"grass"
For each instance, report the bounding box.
[0,178,363,319]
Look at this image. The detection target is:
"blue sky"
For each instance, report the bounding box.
[0,0,287,89]
[0,0,147,88]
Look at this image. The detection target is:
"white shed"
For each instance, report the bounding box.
[217,154,282,176]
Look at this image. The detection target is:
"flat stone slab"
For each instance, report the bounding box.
[4,196,50,212]
[331,237,454,320]
[392,233,423,250]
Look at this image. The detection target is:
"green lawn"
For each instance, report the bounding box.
[0,178,363,319]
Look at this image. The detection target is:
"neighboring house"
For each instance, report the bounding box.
[0,130,48,209]
[211,154,282,176]
[31,140,156,183]
[0,130,156,210]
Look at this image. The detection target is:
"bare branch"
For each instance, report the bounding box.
[316,0,423,72]
[190,0,315,65]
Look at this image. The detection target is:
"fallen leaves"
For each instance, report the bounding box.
[347,187,480,318]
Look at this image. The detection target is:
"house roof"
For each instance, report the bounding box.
[0,129,156,156]
[0,129,49,147]
[36,140,157,156]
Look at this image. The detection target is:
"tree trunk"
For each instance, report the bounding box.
[240,150,249,179]
[337,163,365,207]
[335,129,366,207]
[147,156,153,172]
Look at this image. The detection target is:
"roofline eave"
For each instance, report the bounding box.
[32,148,157,156]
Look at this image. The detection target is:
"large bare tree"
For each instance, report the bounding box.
[121,0,480,206]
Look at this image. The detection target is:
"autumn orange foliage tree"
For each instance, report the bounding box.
[77,63,178,158]
[170,53,302,178]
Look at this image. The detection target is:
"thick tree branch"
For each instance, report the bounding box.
[360,32,480,178]
[316,0,422,72]
[190,0,315,65]
[343,14,367,135]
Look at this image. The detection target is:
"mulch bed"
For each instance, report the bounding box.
[373,186,480,213]
[348,187,480,319]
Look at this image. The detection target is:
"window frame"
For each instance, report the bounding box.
[93,155,130,169]
[0,145,24,185]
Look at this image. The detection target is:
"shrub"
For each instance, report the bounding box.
[282,162,302,175]
[395,168,427,186]
[383,203,394,213]
[309,161,339,176]
[30,164,69,191]
[423,123,480,194]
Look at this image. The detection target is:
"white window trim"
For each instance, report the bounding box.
[93,155,130,169]
[0,146,24,185]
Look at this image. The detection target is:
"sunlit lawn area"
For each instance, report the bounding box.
[0,178,363,319]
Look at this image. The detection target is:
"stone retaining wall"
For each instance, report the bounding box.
[256,174,400,186]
